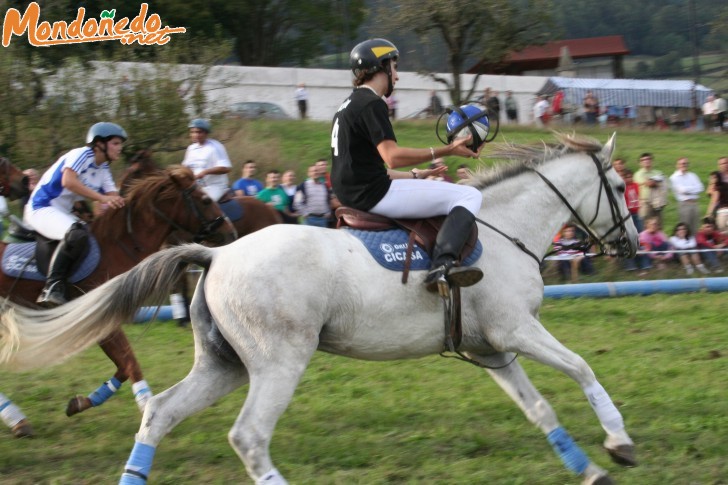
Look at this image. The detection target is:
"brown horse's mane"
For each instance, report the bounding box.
[92,165,195,243]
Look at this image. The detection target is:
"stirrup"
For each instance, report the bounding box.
[424,264,482,293]
[36,282,68,308]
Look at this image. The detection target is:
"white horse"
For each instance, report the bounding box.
[0,134,639,484]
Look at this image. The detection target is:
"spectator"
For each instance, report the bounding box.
[504,90,518,124]
[634,152,667,226]
[669,157,704,236]
[533,95,550,126]
[553,224,594,282]
[294,83,308,120]
[314,158,332,188]
[182,118,231,202]
[232,160,264,197]
[551,89,564,120]
[294,163,332,227]
[718,156,728,184]
[280,169,300,223]
[706,164,728,233]
[620,168,642,232]
[456,164,471,182]
[702,94,716,130]
[696,217,725,272]
[429,90,444,117]
[714,93,727,132]
[639,217,672,270]
[256,170,294,220]
[612,158,626,178]
[583,91,599,125]
[669,222,710,275]
[485,89,500,121]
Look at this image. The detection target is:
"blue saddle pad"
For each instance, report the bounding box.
[219,198,243,222]
[344,228,482,272]
[2,236,101,282]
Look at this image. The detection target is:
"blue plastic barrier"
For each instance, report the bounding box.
[544,277,728,299]
[134,306,173,323]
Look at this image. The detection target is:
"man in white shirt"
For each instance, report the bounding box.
[669,157,704,235]
[182,119,231,202]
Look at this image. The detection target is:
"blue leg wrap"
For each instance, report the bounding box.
[88,376,122,407]
[547,426,590,475]
[119,441,156,484]
[0,399,11,412]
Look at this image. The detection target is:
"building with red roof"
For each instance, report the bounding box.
[468,35,630,78]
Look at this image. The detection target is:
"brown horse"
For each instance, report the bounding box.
[0,165,236,417]
[0,157,32,437]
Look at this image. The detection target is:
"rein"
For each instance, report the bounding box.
[115,180,225,260]
[476,152,632,265]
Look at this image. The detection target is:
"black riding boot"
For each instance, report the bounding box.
[37,223,88,307]
[424,206,483,292]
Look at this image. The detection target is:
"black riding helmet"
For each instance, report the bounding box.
[350,38,399,97]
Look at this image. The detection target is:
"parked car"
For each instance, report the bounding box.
[225,101,291,120]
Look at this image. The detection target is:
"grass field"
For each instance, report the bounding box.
[1,293,726,484]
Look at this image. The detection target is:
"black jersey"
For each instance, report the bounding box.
[331,87,396,211]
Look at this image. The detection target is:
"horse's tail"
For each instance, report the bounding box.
[0,244,214,371]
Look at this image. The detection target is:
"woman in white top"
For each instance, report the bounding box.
[668,222,709,275]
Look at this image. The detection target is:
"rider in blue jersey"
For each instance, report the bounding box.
[24,122,127,306]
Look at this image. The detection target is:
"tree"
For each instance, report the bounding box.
[207,0,366,66]
[376,0,553,104]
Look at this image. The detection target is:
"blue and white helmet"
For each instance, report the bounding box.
[446,104,490,151]
[188,118,212,133]
[86,122,128,144]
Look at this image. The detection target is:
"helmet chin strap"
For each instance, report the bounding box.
[384,62,394,98]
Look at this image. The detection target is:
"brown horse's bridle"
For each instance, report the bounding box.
[118,180,226,260]
[152,182,226,243]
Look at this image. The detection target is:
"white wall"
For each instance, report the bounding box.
[210,65,548,124]
[69,62,548,125]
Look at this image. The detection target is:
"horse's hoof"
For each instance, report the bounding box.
[606,444,638,467]
[66,395,92,417]
[590,474,615,485]
[11,419,34,438]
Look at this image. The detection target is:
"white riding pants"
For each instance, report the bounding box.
[200,184,227,203]
[369,179,482,219]
[24,204,78,240]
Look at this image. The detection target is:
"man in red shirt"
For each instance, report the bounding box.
[696,217,725,272]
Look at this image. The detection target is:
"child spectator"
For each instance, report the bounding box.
[669,222,710,275]
[695,217,725,273]
[639,217,672,270]
[553,224,594,282]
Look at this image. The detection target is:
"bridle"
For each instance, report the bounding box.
[477,152,633,264]
[121,179,227,258]
[150,182,226,243]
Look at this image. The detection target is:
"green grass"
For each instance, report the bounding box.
[1,293,726,483]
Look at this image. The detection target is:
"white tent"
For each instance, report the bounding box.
[538,76,712,109]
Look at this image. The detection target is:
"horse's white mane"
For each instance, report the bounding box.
[467,133,604,190]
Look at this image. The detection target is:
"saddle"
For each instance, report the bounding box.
[335,207,478,284]
[336,206,479,353]
[2,216,99,282]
